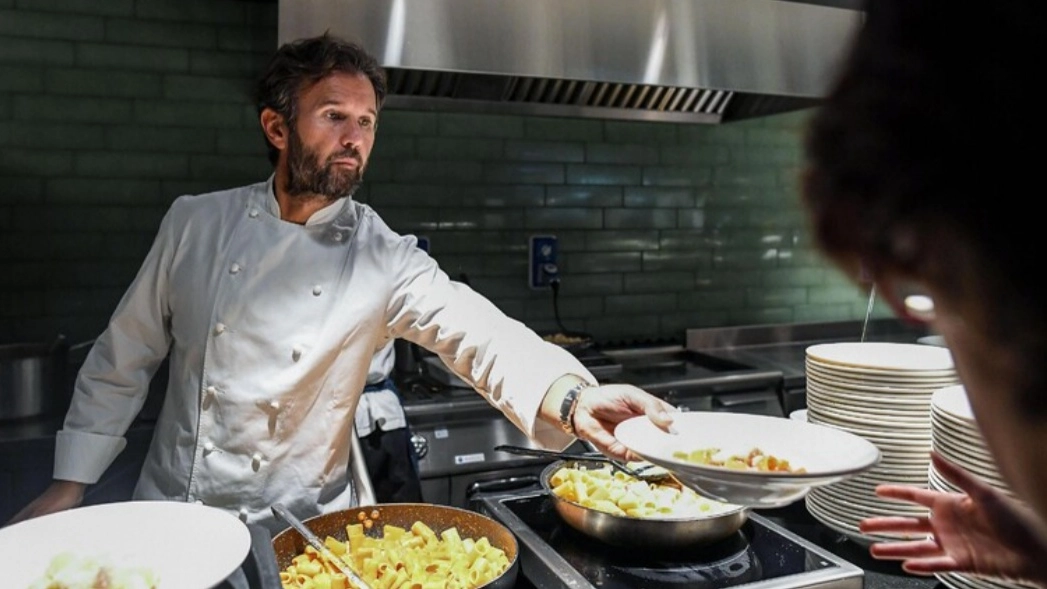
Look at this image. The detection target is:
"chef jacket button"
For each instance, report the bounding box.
[238,507,249,522]
[230,263,241,274]
[333,232,343,242]
[194,500,203,505]
[249,209,259,218]
[312,285,323,296]
[292,345,303,362]
[205,385,217,397]
[203,441,215,454]
[214,322,226,335]
[269,400,280,411]
[251,452,263,469]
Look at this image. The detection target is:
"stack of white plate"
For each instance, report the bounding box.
[929,384,1010,495]
[802,341,959,545]
[930,385,1026,589]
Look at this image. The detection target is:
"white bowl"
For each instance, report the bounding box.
[615,412,881,508]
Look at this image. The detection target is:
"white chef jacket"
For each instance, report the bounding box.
[55,176,594,534]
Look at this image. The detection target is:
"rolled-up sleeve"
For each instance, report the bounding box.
[55,202,179,483]
[381,228,594,451]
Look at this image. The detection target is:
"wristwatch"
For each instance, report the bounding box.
[558,380,593,436]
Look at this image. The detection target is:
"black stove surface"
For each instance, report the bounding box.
[476,490,863,589]
[607,348,784,395]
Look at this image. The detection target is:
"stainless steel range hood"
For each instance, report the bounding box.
[279,0,864,124]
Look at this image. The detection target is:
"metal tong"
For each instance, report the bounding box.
[494,444,667,482]
[271,503,373,589]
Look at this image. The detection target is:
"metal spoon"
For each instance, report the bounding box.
[271,503,373,589]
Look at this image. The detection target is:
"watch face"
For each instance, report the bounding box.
[559,382,590,435]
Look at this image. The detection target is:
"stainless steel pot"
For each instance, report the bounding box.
[0,338,68,421]
[541,459,750,551]
[272,503,518,589]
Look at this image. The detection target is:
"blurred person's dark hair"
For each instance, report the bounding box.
[801,1,1047,413]
[256,32,387,165]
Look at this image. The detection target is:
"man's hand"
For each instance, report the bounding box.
[571,383,677,461]
[858,452,1047,587]
[6,480,86,527]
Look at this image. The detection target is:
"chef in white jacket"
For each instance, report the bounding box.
[9,33,675,535]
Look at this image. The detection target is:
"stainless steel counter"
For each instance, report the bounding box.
[686,319,933,387]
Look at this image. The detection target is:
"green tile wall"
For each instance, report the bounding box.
[0,0,891,346]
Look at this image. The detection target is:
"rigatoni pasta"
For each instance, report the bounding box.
[279,518,511,589]
[549,463,739,519]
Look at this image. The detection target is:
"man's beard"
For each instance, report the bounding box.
[284,129,364,203]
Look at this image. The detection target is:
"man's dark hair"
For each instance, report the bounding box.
[256,32,387,165]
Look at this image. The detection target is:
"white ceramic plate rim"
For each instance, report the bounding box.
[805,412,932,440]
[806,402,931,429]
[932,385,976,421]
[806,386,935,413]
[0,500,251,588]
[615,413,882,482]
[805,362,958,385]
[806,342,955,371]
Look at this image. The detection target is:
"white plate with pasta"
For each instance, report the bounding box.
[0,499,251,588]
[615,412,882,508]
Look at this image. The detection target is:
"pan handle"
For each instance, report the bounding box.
[467,475,541,498]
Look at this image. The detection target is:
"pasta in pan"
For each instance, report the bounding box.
[279,520,511,589]
[549,463,739,518]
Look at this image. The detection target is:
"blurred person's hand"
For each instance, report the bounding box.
[859,452,1047,587]
[5,480,85,527]
[572,384,676,462]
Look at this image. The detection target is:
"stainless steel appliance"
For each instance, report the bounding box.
[603,345,786,417]
[0,341,66,422]
[279,0,863,124]
[473,486,864,589]
[401,368,586,508]
[683,319,932,417]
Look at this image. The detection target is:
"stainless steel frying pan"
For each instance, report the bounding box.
[540,459,750,551]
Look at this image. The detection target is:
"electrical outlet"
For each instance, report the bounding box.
[529,235,558,290]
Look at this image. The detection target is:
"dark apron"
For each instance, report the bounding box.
[359,378,423,503]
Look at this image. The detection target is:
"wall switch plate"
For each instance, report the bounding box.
[529,235,558,290]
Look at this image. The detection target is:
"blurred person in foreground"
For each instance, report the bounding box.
[801,0,1047,585]
[7,33,674,534]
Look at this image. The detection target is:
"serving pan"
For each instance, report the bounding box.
[540,459,749,552]
[272,503,518,589]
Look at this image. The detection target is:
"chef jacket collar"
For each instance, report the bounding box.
[263,174,356,227]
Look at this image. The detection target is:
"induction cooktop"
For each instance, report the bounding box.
[474,489,864,589]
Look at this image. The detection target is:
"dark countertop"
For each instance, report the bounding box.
[759,501,942,589]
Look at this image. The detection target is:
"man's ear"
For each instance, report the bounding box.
[260,108,289,151]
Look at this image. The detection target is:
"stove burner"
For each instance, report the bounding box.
[475,490,864,589]
[561,525,762,589]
